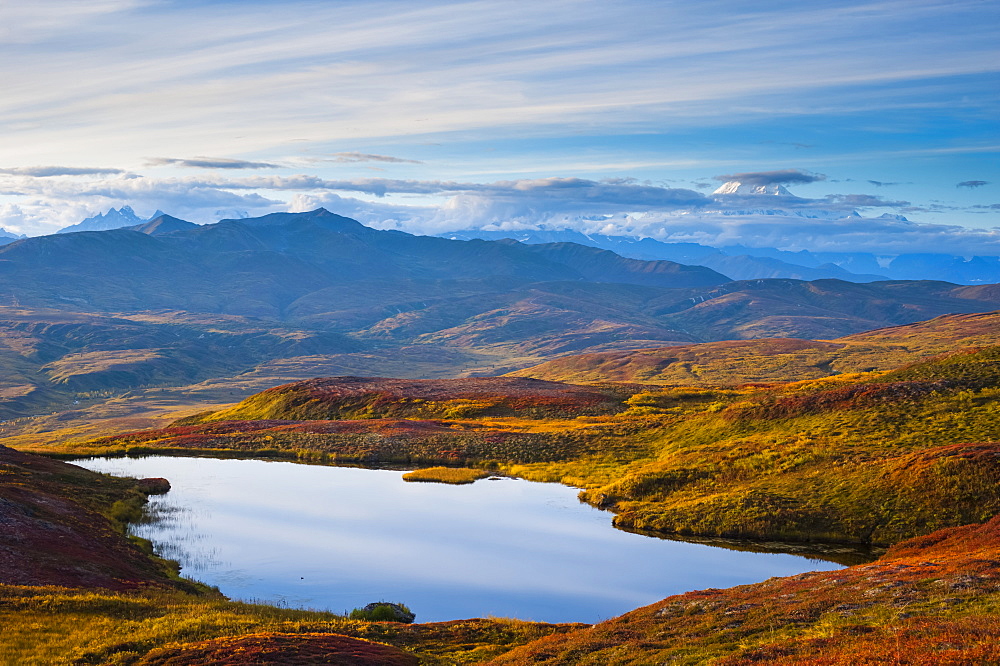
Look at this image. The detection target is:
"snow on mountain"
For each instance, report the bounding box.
[711,181,793,196]
[57,206,146,234]
[707,181,866,220]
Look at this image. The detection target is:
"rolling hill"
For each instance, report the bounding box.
[509,310,1000,385]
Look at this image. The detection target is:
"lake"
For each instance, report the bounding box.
[76,456,844,624]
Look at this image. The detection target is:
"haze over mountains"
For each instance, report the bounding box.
[440,180,1000,285]
[442,227,1000,284]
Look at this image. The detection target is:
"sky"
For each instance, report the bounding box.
[0,0,998,254]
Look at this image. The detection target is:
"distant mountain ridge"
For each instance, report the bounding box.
[58,204,1000,284]
[441,227,1000,285]
[440,228,889,282]
[0,208,729,320]
[0,226,26,247]
[127,213,199,236]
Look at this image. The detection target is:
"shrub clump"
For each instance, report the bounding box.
[348,602,415,623]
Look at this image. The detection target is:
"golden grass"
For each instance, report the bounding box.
[0,586,579,665]
[402,467,491,484]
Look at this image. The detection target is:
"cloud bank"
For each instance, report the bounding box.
[0,163,996,257]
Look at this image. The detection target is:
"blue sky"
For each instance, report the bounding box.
[0,0,997,253]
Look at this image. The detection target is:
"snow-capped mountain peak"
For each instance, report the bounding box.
[57,206,146,234]
[712,181,793,196]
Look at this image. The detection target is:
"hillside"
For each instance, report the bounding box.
[193,376,633,422]
[490,516,1000,664]
[0,444,182,590]
[509,310,1000,385]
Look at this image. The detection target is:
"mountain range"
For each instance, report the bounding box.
[56,205,168,234]
[46,200,1000,284]
[441,227,1000,285]
[1,208,1000,417]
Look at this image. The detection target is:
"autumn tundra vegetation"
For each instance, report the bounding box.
[4,309,1000,663]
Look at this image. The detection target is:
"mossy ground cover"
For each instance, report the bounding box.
[0,585,580,665]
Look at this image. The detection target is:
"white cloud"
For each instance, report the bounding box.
[2,166,998,255]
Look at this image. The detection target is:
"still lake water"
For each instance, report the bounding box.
[77,456,842,624]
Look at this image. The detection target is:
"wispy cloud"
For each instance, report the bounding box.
[957,180,989,188]
[1,0,996,166]
[146,157,282,170]
[0,166,125,177]
[329,152,423,164]
[822,194,909,208]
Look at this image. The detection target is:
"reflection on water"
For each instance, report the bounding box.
[77,456,844,623]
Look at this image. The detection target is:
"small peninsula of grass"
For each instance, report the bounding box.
[402,466,490,484]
